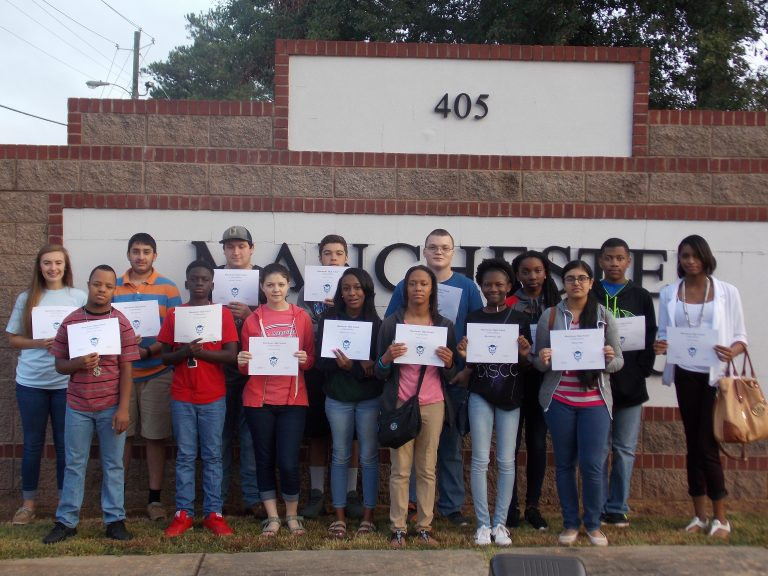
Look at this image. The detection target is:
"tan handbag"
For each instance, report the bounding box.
[713,349,768,460]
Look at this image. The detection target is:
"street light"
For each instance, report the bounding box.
[85,80,156,98]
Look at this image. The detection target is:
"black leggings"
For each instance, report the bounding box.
[674,366,727,500]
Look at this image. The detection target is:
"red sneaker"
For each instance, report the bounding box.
[164,510,194,537]
[202,512,234,536]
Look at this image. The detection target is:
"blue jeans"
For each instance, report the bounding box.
[544,399,611,532]
[245,405,306,502]
[56,405,126,527]
[16,384,67,499]
[603,403,642,515]
[222,382,260,506]
[171,397,225,517]
[469,393,519,527]
[435,385,467,515]
[325,396,380,509]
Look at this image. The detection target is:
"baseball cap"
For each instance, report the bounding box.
[220,225,253,244]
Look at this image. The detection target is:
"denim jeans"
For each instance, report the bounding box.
[435,384,467,515]
[469,393,520,527]
[603,403,642,515]
[16,384,67,499]
[56,405,126,527]
[171,397,226,517]
[325,396,380,509]
[245,405,306,502]
[222,382,260,507]
[544,399,611,532]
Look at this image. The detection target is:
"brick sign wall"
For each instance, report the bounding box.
[0,40,766,516]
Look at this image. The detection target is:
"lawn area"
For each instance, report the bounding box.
[1,502,766,560]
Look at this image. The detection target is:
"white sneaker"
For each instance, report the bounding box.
[474,525,492,546]
[558,528,579,545]
[708,519,731,539]
[492,523,512,546]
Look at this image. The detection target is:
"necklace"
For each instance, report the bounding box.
[681,277,710,328]
[83,306,112,376]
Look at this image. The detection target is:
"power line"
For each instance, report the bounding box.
[40,0,118,46]
[0,22,92,78]
[0,103,66,126]
[30,0,117,63]
[3,0,114,73]
[100,46,119,98]
[105,49,133,98]
[98,0,154,41]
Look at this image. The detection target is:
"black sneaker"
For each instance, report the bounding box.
[300,488,326,519]
[346,490,364,520]
[105,520,133,541]
[42,522,77,544]
[390,529,407,548]
[525,507,548,531]
[445,511,470,527]
[506,508,520,528]
[601,512,630,527]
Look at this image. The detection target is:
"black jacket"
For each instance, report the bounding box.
[591,279,657,408]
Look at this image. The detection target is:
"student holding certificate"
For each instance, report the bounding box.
[534,260,623,547]
[506,250,561,532]
[236,263,316,538]
[376,265,457,548]
[653,235,747,539]
[315,268,382,538]
[5,244,86,525]
[592,238,657,529]
[455,259,532,547]
[157,261,239,537]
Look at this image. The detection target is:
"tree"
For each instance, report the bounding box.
[146,0,768,109]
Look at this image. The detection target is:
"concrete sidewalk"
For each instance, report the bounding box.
[2,547,768,576]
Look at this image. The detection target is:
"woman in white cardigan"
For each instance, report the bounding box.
[653,235,747,539]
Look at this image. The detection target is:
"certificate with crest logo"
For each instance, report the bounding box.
[614,316,645,352]
[248,337,299,375]
[112,300,161,337]
[174,304,223,343]
[32,306,77,339]
[67,317,121,357]
[466,323,519,364]
[320,320,373,361]
[551,328,606,371]
[303,266,346,302]
[393,324,448,367]
[667,326,720,367]
[437,284,462,325]
[212,269,261,306]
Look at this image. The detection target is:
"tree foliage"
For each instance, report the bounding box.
[146,0,768,109]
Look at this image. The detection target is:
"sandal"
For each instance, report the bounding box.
[286,514,306,536]
[355,520,377,536]
[327,520,347,539]
[684,516,708,533]
[708,519,731,539]
[261,516,281,537]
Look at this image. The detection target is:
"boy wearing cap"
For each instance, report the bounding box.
[219,225,264,518]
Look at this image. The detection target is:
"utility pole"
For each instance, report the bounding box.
[131,30,141,99]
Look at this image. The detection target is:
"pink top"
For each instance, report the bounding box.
[397,363,444,406]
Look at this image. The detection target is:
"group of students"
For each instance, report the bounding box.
[6,226,747,548]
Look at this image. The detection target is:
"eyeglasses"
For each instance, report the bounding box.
[425,245,454,254]
[563,275,591,285]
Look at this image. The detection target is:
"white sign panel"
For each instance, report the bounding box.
[289,56,634,156]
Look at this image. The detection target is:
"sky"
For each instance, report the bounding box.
[0,0,216,145]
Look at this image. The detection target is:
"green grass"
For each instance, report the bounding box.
[2,503,767,561]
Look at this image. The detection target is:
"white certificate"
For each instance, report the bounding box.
[667,326,720,367]
[67,317,121,357]
[394,324,448,367]
[437,283,462,325]
[112,300,161,337]
[173,304,222,343]
[320,320,373,361]
[615,316,646,352]
[212,268,261,306]
[248,337,299,376]
[32,306,77,339]
[303,266,346,302]
[551,328,606,371]
[466,323,519,364]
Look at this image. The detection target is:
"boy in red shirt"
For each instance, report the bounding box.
[158,260,238,536]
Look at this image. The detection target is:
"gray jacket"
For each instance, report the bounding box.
[533,301,624,416]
